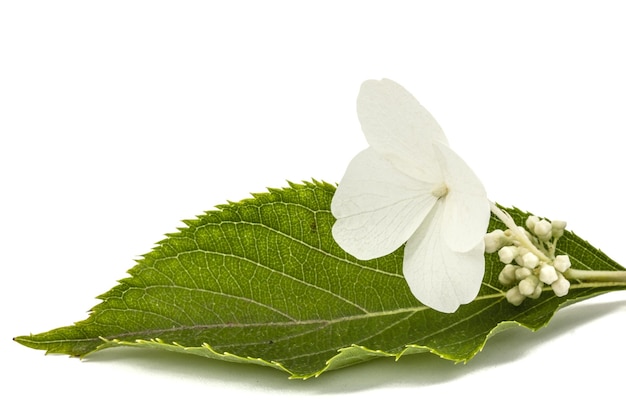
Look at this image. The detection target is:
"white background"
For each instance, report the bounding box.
[2,1,626,415]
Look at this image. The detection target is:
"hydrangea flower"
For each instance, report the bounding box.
[331,79,490,313]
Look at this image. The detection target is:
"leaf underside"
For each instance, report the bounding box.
[15,181,626,379]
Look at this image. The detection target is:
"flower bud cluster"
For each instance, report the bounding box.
[484,215,571,306]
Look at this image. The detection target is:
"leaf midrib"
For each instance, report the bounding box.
[23,293,506,346]
[37,277,626,351]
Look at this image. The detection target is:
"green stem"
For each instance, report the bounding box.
[565,269,626,282]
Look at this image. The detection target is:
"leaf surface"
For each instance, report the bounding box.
[15,181,626,378]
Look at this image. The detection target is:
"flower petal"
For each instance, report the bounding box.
[332,148,438,260]
[357,79,448,182]
[403,201,485,313]
[434,141,490,253]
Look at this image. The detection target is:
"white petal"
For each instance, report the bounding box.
[434,141,490,252]
[357,79,448,182]
[332,148,438,260]
[403,202,485,313]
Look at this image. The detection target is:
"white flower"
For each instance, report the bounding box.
[331,79,490,313]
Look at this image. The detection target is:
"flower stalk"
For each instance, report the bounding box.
[564,269,626,282]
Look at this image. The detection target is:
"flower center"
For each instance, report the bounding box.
[431,182,449,198]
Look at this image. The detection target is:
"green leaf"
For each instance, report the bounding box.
[14,181,626,379]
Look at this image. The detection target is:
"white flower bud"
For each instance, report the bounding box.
[498,246,519,264]
[484,229,508,253]
[514,247,529,266]
[552,276,570,297]
[525,215,539,231]
[553,255,571,273]
[551,220,567,239]
[539,264,558,285]
[506,287,526,306]
[528,283,543,299]
[515,267,532,281]
[534,219,553,241]
[499,264,518,285]
[521,252,540,269]
[519,275,540,296]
